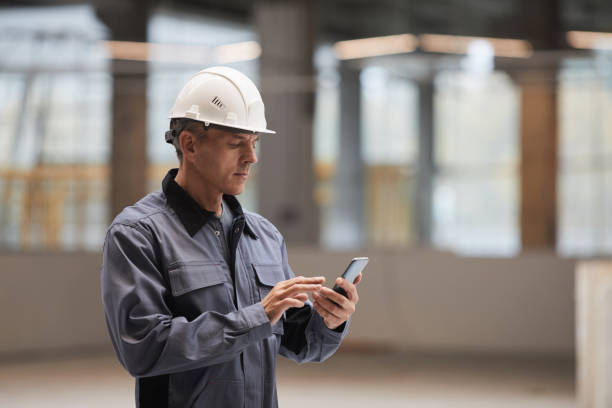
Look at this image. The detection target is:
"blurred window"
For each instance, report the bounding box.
[314,61,419,248]
[558,57,612,256]
[0,6,110,250]
[313,52,341,247]
[432,69,520,256]
[146,8,259,211]
[360,67,419,247]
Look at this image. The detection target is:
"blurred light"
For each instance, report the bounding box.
[106,40,150,61]
[420,34,533,58]
[213,41,261,64]
[461,40,495,76]
[360,66,388,90]
[151,43,212,64]
[567,30,612,50]
[334,34,418,60]
[103,40,260,64]
[314,45,339,70]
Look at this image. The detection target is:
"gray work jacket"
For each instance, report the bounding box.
[101,169,349,408]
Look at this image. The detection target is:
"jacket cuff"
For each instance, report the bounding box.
[244,302,273,341]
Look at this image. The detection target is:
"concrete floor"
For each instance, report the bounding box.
[0,351,575,407]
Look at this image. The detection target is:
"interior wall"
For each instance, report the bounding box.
[0,248,575,358]
[289,248,575,356]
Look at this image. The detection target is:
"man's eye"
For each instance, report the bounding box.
[229,143,241,148]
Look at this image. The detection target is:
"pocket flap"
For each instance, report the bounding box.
[168,261,227,296]
[252,264,284,287]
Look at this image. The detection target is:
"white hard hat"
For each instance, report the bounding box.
[168,66,275,135]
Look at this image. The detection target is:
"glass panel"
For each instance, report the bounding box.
[432,70,520,256]
[314,48,341,248]
[361,67,419,247]
[433,172,518,255]
[0,5,110,251]
[558,56,612,256]
[315,62,419,249]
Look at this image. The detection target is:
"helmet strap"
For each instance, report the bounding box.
[165,129,176,144]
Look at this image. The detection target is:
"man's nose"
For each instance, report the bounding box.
[243,143,258,164]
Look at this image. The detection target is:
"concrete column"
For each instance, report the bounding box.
[329,64,364,248]
[518,0,561,50]
[518,71,557,249]
[255,0,319,244]
[96,1,150,219]
[416,80,434,245]
[110,67,148,218]
[513,0,560,250]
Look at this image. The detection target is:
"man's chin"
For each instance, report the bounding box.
[224,184,246,196]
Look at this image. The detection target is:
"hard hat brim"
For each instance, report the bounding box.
[168,116,276,135]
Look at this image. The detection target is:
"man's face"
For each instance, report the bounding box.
[189,127,259,196]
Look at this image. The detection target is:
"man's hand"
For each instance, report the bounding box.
[262,276,325,325]
[312,273,362,330]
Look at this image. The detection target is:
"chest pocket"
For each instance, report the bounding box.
[252,264,285,335]
[252,264,285,299]
[168,261,233,319]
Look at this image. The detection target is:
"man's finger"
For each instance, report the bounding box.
[279,276,324,289]
[292,293,308,302]
[282,298,305,309]
[284,283,322,296]
[312,292,345,319]
[292,276,325,285]
[318,286,350,307]
[313,301,341,328]
[335,277,359,303]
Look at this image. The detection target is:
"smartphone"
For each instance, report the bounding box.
[333,257,369,297]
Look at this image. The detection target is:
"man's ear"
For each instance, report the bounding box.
[179,131,197,162]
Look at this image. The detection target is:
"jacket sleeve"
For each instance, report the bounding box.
[276,237,350,363]
[101,223,272,378]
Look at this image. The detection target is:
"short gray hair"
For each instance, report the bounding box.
[168,118,208,162]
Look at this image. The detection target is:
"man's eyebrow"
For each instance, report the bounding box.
[231,134,259,142]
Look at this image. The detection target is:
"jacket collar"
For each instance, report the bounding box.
[162,168,258,239]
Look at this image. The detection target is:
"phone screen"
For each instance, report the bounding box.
[333,257,368,297]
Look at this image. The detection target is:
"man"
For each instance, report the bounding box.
[101,66,361,407]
